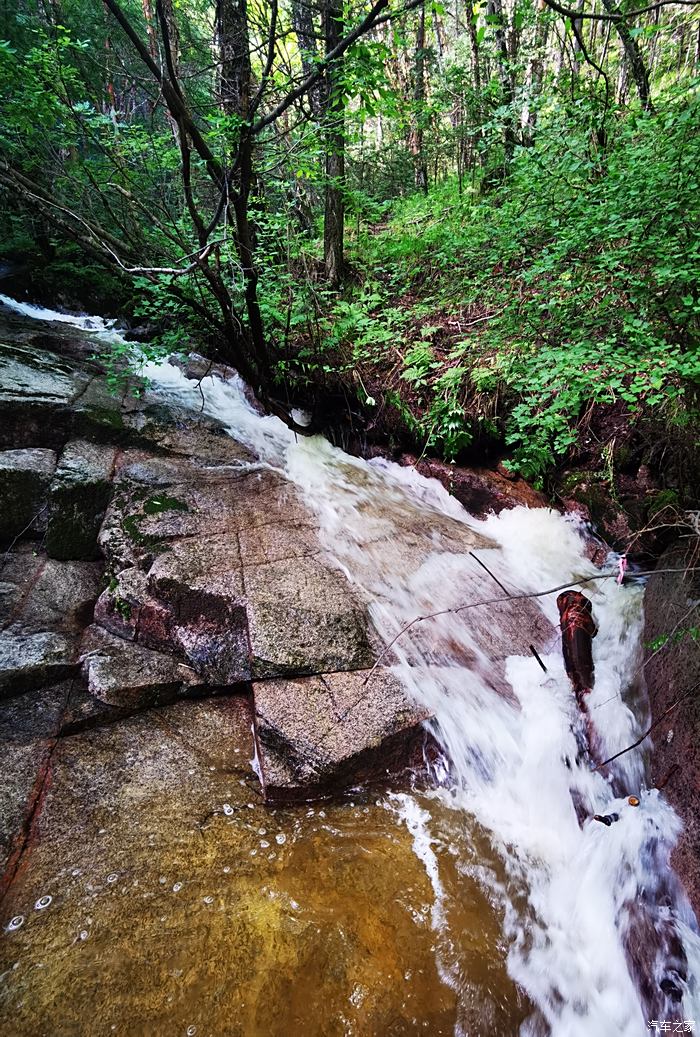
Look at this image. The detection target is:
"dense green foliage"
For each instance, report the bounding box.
[1,0,699,490]
[309,90,700,479]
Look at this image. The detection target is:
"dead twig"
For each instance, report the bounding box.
[592,681,700,772]
[469,550,512,596]
[362,566,700,687]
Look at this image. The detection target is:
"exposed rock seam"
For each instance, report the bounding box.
[1,556,47,630]
[0,681,72,906]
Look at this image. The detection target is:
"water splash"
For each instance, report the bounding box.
[137,358,700,1033]
[7,295,699,1032]
[0,293,129,351]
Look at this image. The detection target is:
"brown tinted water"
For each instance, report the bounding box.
[0,697,526,1036]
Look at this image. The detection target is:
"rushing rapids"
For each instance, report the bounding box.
[1,292,699,1035]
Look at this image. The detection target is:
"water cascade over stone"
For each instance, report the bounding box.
[0,292,698,1035]
[143,359,700,1035]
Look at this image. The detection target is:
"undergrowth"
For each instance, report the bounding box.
[279,87,700,485]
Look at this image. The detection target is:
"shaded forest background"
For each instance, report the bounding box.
[0,0,699,529]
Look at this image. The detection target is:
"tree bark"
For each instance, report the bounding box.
[521,0,549,145]
[409,0,429,193]
[216,0,250,117]
[487,0,517,170]
[601,0,653,109]
[322,0,345,286]
[292,0,323,118]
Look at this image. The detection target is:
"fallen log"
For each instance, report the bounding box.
[557,590,597,711]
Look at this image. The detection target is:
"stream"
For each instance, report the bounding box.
[2,293,700,1036]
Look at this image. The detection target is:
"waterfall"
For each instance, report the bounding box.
[144,360,700,1035]
[4,291,699,1034]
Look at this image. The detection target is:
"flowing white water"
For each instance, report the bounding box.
[0,292,123,337]
[140,360,700,1036]
[6,296,700,1034]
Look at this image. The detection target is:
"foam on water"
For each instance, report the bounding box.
[0,292,124,338]
[138,358,699,1034]
[8,296,700,1034]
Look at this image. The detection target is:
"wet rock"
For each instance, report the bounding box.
[0,630,76,699]
[0,546,44,623]
[0,448,56,541]
[245,555,374,678]
[148,537,250,683]
[254,669,432,800]
[644,538,700,917]
[70,376,130,442]
[10,557,102,636]
[93,567,174,651]
[81,626,200,710]
[401,454,547,517]
[59,676,132,733]
[124,405,254,465]
[0,681,69,898]
[0,342,90,448]
[46,440,116,560]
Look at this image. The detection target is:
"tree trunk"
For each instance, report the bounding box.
[322,0,345,287]
[521,0,548,145]
[216,0,250,117]
[409,0,428,192]
[487,0,516,170]
[602,0,653,110]
[292,0,323,118]
[141,0,157,59]
[215,0,270,385]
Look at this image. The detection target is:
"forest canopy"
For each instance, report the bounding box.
[1,0,699,483]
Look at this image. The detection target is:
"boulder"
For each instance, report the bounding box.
[254,668,432,801]
[93,567,174,651]
[9,557,102,636]
[81,625,200,710]
[0,342,90,448]
[148,537,250,683]
[0,448,56,541]
[0,545,44,622]
[245,554,374,678]
[0,630,76,699]
[644,538,700,917]
[97,452,376,684]
[46,440,117,560]
[400,453,548,517]
[123,404,255,465]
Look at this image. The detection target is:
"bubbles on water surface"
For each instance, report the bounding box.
[275,833,286,845]
[222,803,234,816]
[6,916,24,931]
[172,882,182,893]
[106,873,118,884]
[136,351,700,1031]
[34,896,52,911]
